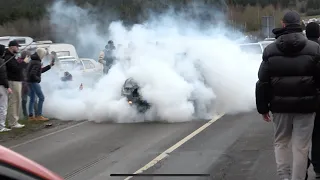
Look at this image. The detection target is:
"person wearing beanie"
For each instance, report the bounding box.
[4,40,27,129]
[98,40,116,74]
[18,50,34,118]
[306,22,320,44]
[305,22,320,180]
[26,48,54,121]
[255,10,320,180]
[0,44,12,132]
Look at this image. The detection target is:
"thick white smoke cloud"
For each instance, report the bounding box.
[41,1,261,123]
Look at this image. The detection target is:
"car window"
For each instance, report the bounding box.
[0,163,43,180]
[239,44,262,54]
[55,51,70,57]
[82,60,95,69]
[75,61,84,70]
[59,61,76,71]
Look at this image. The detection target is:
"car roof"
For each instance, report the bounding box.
[239,42,260,45]
[0,145,63,180]
[58,56,76,59]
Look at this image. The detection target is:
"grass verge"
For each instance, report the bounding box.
[0,119,73,143]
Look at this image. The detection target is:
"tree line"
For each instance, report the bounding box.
[0,0,319,38]
[0,0,319,25]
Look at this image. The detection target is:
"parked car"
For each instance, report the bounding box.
[0,145,63,180]
[58,56,103,79]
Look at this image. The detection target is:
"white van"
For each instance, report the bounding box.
[46,43,79,59]
[0,36,33,48]
[30,42,79,60]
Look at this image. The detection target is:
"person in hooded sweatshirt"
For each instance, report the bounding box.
[0,44,12,132]
[26,48,54,121]
[305,22,320,180]
[255,11,320,180]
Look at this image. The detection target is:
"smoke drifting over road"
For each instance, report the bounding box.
[42,1,260,123]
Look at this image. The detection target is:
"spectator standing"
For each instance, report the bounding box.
[305,21,320,179]
[5,40,27,129]
[26,48,54,121]
[255,11,320,180]
[0,44,12,132]
[98,40,116,74]
[18,51,39,118]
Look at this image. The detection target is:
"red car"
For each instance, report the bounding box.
[0,145,63,180]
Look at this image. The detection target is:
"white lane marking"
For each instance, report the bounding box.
[123,113,225,180]
[9,121,88,149]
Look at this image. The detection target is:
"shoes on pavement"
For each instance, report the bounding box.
[0,127,11,132]
[9,123,25,129]
[35,116,49,121]
[28,116,36,121]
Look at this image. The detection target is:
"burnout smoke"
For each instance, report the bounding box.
[43,1,261,123]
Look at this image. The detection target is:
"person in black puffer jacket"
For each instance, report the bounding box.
[255,11,320,180]
[26,48,54,121]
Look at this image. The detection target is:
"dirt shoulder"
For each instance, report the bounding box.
[0,119,85,145]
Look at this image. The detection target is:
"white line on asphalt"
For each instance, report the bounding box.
[9,121,88,149]
[123,112,225,180]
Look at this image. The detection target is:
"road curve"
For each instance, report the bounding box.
[2,112,316,180]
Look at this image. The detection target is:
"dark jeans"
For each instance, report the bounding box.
[306,111,320,179]
[21,83,38,116]
[103,65,111,74]
[28,83,44,116]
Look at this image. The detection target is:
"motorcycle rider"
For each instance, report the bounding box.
[98,40,116,74]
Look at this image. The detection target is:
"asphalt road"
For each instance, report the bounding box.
[2,112,317,180]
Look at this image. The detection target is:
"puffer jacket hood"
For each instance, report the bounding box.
[272,24,306,54]
[275,32,307,54]
[30,52,41,62]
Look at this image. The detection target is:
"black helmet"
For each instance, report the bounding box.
[61,71,72,81]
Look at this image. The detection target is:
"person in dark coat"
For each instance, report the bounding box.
[98,40,116,74]
[18,50,39,118]
[26,48,54,121]
[306,22,320,44]
[0,44,12,132]
[5,40,27,129]
[305,21,320,180]
[255,11,320,180]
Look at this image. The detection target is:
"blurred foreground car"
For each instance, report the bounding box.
[0,145,63,180]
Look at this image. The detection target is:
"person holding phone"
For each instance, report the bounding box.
[26,48,54,121]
